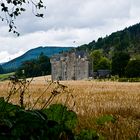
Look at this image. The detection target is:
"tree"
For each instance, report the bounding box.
[112,52,130,77]
[16,53,51,78]
[125,59,140,78]
[0,0,46,35]
[90,50,103,71]
[0,65,4,74]
[16,59,38,78]
[90,50,111,71]
[38,52,51,75]
[96,57,111,70]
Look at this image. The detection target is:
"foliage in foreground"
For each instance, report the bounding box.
[0,97,76,140]
[0,97,110,140]
[0,95,118,140]
[0,0,46,35]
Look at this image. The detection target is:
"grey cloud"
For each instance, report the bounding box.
[13,0,132,34]
[0,0,136,34]
[0,0,140,62]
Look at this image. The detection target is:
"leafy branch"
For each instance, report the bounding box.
[0,0,46,36]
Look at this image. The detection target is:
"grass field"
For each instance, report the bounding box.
[0,72,14,81]
[0,76,140,139]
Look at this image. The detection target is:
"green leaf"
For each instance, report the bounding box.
[0,97,21,118]
[42,104,77,129]
[11,110,48,138]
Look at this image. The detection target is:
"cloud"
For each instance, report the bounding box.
[0,0,140,63]
[13,0,132,34]
[0,51,24,63]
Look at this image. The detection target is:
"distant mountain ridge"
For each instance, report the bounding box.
[2,46,73,72]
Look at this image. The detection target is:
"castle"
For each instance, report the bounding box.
[50,51,93,81]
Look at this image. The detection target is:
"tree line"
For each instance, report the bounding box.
[90,49,140,78]
[1,50,140,78]
[16,52,51,78]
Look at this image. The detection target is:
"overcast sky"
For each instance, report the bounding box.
[0,0,140,63]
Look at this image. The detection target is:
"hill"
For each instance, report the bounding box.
[2,46,73,72]
[77,23,140,59]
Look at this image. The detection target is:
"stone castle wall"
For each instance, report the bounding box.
[50,52,91,81]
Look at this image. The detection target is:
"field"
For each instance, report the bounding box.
[0,72,14,81]
[0,76,140,139]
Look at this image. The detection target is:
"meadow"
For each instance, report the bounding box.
[0,76,140,140]
[0,72,15,81]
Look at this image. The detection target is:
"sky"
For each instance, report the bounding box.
[0,0,140,63]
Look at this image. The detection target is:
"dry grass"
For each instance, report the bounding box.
[0,76,140,139]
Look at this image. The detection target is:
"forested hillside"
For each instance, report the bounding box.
[77,23,140,78]
[77,23,140,59]
[2,46,72,73]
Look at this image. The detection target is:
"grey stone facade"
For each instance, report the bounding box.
[50,51,92,81]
